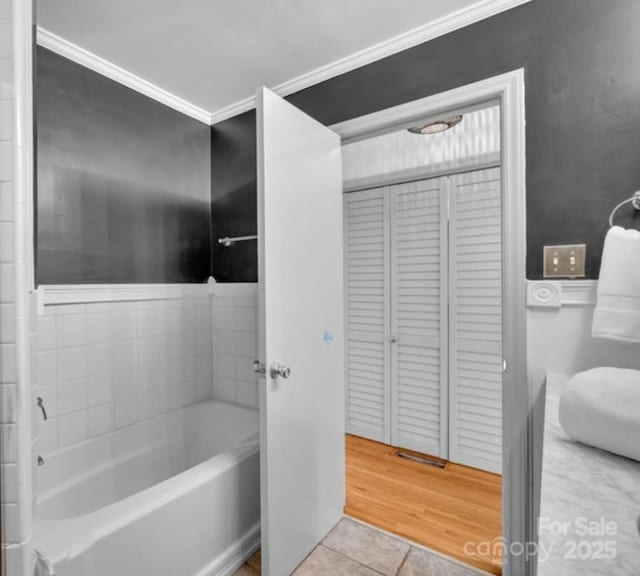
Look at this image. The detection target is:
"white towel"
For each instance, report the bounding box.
[592,225,640,342]
[559,367,640,462]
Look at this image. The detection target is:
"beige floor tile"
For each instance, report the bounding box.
[293,545,381,576]
[398,547,487,576]
[323,518,410,576]
[232,564,260,576]
[247,549,262,572]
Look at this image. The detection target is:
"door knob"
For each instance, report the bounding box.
[270,362,291,379]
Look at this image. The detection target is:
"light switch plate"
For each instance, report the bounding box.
[543,244,586,278]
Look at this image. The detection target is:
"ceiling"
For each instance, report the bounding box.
[37,0,523,121]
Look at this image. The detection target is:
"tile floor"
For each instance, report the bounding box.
[234,517,490,575]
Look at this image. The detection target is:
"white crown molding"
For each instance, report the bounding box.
[36,27,212,124]
[38,283,210,309]
[37,0,531,126]
[209,0,532,124]
[527,280,597,309]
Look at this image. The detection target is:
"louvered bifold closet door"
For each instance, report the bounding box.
[390,178,448,457]
[449,168,502,474]
[344,188,390,443]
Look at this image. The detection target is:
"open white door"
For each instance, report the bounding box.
[256,87,345,576]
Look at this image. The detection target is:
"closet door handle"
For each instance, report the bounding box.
[390,336,397,344]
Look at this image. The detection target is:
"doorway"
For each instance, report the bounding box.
[329,70,527,576]
[341,103,503,574]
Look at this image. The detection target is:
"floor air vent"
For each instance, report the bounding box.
[396,450,446,468]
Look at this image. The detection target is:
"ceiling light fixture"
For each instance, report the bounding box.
[408,114,463,135]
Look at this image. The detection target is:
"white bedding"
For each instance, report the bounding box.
[559,367,640,462]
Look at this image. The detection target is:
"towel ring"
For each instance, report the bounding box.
[608,191,640,227]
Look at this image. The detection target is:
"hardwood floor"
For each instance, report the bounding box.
[345,434,502,575]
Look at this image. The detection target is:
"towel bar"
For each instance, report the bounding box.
[609,191,640,227]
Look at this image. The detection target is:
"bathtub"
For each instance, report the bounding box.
[34,400,260,576]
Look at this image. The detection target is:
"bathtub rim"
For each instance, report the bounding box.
[35,433,259,567]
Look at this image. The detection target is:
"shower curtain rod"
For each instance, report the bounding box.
[217,235,258,247]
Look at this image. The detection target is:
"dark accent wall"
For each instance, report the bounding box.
[210,111,258,282]
[36,47,211,284]
[211,0,640,281]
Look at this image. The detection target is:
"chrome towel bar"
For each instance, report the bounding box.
[609,191,640,227]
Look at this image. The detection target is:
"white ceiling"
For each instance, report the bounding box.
[37,0,524,121]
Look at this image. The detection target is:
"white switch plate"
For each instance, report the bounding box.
[543,244,586,278]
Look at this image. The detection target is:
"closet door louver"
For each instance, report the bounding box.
[390,179,448,456]
[344,188,390,443]
[449,168,502,474]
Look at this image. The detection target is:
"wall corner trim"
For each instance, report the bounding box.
[526,280,597,309]
[39,283,211,307]
[36,27,212,124]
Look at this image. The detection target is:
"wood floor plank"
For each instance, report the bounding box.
[345,434,502,575]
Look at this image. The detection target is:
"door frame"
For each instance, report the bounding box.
[332,69,528,576]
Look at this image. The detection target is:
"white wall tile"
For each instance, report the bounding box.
[0,99,12,141]
[57,378,87,415]
[36,315,56,351]
[36,349,56,387]
[214,353,235,379]
[87,372,113,407]
[36,295,214,459]
[0,181,14,222]
[110,340,136,370]
[37,418,58,454]
[138,362,163,392]
[0,302,15,341]
[86,312,109,344]
[1,463,17,502]
[235,306,257,333]
[111,367,137,399]
[55,303,86,316]
[236,380,258,409]
[213,377,236,403]
[210,287,259,409]
[55,314,86,348]
[58,411,88,448]
[214,329,235,354]
[0,343,15,382]
[85,343,111,376]
[213,305,235,331]
[236,356,255,383]
[0,424,17,461]
[0,383,15,423]
[88,403,114,438]
[56,347,87,381]
[139,391,159,420]
[235,331,256,358]
[0,141,13,182]
[0,261,15,301]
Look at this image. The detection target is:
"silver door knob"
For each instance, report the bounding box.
[252,361,266,377]
[270,362,291,379]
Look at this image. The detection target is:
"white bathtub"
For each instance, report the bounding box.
[34,400,260,576]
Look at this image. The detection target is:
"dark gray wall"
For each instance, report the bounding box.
[37,47,211,284]
[211,0,640,281]
[210,111,258,282]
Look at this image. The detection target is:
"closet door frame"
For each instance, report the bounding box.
[334,70,528,576]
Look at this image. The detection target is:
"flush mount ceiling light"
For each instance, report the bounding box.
[408,114,463,135]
